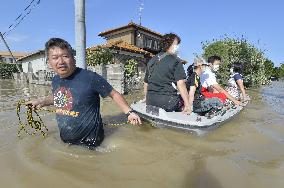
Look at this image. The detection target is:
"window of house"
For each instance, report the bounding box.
[146,38,152,48]
[136,32,143,47]
[28,62,33,73]
[5,57,12,63]
[153,40,158,50]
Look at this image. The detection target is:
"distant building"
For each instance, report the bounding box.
[0,51,28,63]
[16,50,47,74]
[17,22,164,74]
[15,23,166,91]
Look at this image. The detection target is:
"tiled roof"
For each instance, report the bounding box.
[99,22,163,38]
[16,50,45,61]
[87,40,154,57]
[0,51,29,58]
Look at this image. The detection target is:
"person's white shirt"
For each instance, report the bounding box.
[200,68,218,88]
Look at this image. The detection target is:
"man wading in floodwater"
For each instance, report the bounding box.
[27,38,141,149]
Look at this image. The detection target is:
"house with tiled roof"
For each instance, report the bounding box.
[98,22,163,54]
[17,22,164,74]
[0,51,28,63]
[88,22,164,73]
[14,23,164,91]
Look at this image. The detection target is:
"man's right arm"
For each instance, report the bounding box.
[26,96,54,109]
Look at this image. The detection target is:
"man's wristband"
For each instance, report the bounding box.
[125,109,135,116]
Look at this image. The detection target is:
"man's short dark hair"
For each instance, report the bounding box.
[45,38,74,59]
[160,33,181,52]
[208,55,221,64]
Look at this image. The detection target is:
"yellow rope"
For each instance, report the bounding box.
[16,99,129,138]
[16,99,49,138]
[103,121,129,127]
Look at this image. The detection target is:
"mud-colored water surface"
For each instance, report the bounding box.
[0,79,283,188]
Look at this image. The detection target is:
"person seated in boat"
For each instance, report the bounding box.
[143,33,191,114]
[226,62,250,101]
[186,58,223,115]
[200,55,242,106]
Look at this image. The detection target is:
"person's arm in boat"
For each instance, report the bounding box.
[236,79,249,101]
[108,89,142,125]
[142,82,148,102]
[177,80,191,114]
[212,84,243,106]
[142,64,149,103]
[26,96,54,109]
[188,86,196,113]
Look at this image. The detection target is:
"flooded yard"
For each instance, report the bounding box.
[0,79,284,188]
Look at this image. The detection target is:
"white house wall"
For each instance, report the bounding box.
[21,54,46,74]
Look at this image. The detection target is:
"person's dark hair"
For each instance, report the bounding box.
[187,64,194,77]
[232,62,243,73]
[45,38,74,59]
[207,55,221,64]
[160,33,181,52]
[187,59,202,77]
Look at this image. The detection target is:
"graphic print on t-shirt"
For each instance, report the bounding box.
[53,87,79,117]
[54,87,73,110]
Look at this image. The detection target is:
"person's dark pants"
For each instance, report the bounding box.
[146,93,183,112]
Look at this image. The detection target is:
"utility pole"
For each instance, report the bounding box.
[0,32,21,72]
[74,0,86,69]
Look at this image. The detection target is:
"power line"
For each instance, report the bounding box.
[2,0,41,36]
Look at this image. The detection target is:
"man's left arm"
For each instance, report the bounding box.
[108,89,142,125]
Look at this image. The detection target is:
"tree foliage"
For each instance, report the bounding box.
[280,64,284,78]
[86,47,114,66]
[273,64,284,79]
[264,59,275,79]
[0,62,21,79]
[124,59,138,79]
[202,37,270,87]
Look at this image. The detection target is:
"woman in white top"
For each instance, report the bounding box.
[226,62,249,101]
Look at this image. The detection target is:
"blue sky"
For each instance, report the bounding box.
[0,0,283,66]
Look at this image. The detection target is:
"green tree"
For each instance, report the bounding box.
[202,37,269,87]
[264,59,275,79]
[124,59,138,79]
[272,67,280,79]
[0,62,20,79]
[279,64,284,78]
[86,47,114,66]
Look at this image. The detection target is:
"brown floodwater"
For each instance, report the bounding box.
[0,79,283,188]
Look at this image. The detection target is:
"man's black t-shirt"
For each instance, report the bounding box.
[52,68,113,148]
[144,52,186,111]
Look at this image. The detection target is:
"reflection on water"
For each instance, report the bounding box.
[0,79,284,188]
